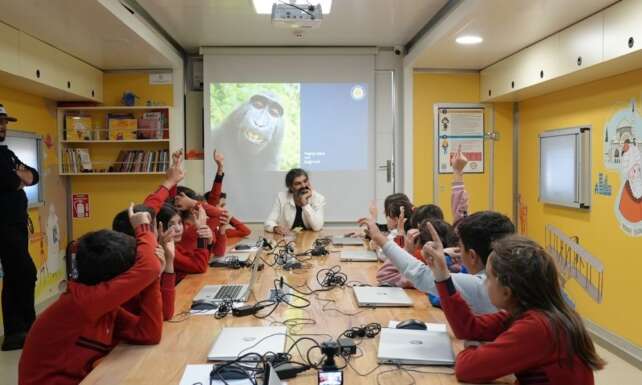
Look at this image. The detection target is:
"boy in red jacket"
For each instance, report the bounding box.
[19,206,163,385]
[112,204,176,320]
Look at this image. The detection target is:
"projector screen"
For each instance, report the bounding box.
[203,51,375,222]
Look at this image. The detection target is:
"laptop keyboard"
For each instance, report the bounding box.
[215,285,244,300]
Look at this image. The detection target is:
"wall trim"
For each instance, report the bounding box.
[584,318,642,370]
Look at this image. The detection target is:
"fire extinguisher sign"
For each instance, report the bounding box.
[72,193,90,219]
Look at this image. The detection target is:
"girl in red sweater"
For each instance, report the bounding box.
[422,225,605,384]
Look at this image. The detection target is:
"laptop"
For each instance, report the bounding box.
[339,250,378,262]
[207,326,287,361]
[377,327,455,366]
[352,286,413,307]
[193,250,261,303]
[331,236,364,246]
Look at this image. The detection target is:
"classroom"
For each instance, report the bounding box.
[1,1,641,384]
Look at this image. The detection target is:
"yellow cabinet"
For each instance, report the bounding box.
[514,34,561,88]
[603,0,642,61]
[0,21,19,75]
[18,32,68,90]
[559,13,604,74]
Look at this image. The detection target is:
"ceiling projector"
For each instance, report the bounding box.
[271,2,323,29]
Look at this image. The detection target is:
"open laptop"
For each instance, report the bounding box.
[193,250,261,303]
[331,236,364,246]
[207,326,287,361]
[377,327,455,366]
[339,250,378,262]
[352,286,413,307]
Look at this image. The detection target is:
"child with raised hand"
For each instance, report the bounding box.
[360,209,514,314]
[422,223,604,384]
[204,150,251,238]
[112,205,176,320]
[143,151,213,277]
[19,205,164,385]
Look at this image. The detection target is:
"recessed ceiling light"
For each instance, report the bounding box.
[252,0,332,14]
[456,35,483,45]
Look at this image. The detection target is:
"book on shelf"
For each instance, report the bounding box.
[138,112,163,139]
[108,149,169,173]
[64,113,93,141]
[63,148,93,173]
[107,113,137,140]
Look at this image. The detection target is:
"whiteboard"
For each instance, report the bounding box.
[5,131,43,207]
[539,127,591,209]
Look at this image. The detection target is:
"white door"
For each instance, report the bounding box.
[375,70,396,223]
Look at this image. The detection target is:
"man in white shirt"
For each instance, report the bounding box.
[265,168,326,234]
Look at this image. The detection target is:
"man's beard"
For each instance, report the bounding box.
[629,172,642,200]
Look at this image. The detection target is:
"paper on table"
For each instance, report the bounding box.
[179,364,253,385]
[387,320,448,333]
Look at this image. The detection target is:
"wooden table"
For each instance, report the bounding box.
[80,230,469,385]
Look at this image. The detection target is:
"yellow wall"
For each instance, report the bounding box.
[519,67,642,346]
[0,85,68,332]
[102,72,173,107]
[413,72,513,221]
[70,72,172,238]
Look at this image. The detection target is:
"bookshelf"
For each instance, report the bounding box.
[57,106,173,176]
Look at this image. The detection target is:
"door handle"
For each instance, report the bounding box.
[378,160,393,182]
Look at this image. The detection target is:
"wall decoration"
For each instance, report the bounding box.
[545,224,604,303]
[436,108,485,174]
[603,99,642,236]
[72,193,90,219]
[594,173,613,196]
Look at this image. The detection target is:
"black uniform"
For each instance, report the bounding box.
[0,144,38,338]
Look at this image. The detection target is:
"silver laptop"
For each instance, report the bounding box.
[340,250,378,262]
[331,236,364,246]
[193,250,261,303]
[207,326,287,361]
[377,328,455,366]
[352,286,413,307]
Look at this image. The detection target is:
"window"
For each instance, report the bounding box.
[5,130,43,207]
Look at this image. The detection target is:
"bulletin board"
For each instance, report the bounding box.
[435,107,485,174]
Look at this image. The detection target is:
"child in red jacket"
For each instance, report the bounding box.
[19,208,163,385]
[204,150,251,238]
[112,204,176,320]
[422,226,605,384]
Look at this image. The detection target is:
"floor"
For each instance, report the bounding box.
[1,335,640,385]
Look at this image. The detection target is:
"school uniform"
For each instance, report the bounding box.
[206,173,252,238]
[436,278,595,384]
[18,225,162,385]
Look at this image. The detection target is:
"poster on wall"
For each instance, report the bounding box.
[72,193,90,219]
[437,108,484,173]
[603,99,642,236]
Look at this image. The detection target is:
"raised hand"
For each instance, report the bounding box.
[452,144,468,176]
[158,222,176,274]
[164,150,185,189]
[214,150,224,174]
[193,205,208,228]
[128,202,151,228]
[357,217,387,248]
[368,200,378,221]
[397,206,407,236]
[404,228,420,254]
[421,222,450,281]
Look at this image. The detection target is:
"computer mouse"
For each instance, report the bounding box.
[210,364,251,380]
[396,319,427,330]
[190,300,218,311]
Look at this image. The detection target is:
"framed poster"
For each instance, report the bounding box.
[436,107,485,174]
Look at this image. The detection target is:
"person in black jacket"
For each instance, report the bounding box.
[0,104,39,351]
